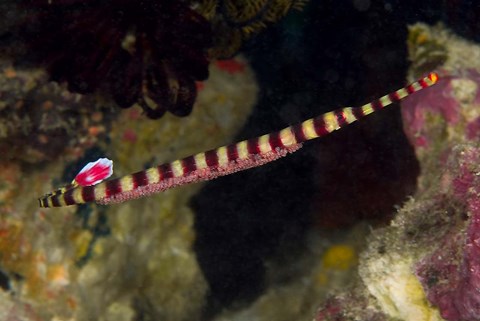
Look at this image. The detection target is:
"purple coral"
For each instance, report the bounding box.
[415,143,480,321]
[401,69,480,149]
[402,68,480,321]
[315,295,388,321]
[401,72,459,149]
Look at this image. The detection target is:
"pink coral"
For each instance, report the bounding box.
[401,71,459,149]
[401,69,480,151]
[406,68,480,321]
[315,295,387,321]
[415,145,480,321]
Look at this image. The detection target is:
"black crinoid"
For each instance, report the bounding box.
[3,0,212,119]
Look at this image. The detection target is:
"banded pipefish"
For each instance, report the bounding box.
[38,72,439,207]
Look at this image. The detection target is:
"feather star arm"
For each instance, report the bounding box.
[38,72,438,207]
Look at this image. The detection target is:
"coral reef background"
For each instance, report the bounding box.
[0,57,257,321]
[314,17,480,321]
[1,0,480,321]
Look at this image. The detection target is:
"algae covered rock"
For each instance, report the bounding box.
[0,56,258,321]
[316,23,480,321]
[0,59,114,164]
[359,24,480,321]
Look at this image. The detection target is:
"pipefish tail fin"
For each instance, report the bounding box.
[38,72,439,207]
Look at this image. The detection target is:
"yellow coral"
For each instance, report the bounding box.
[315,244,357,287]
[322,244,357,271]
[70,230,94,262]
[362,256,442,321]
